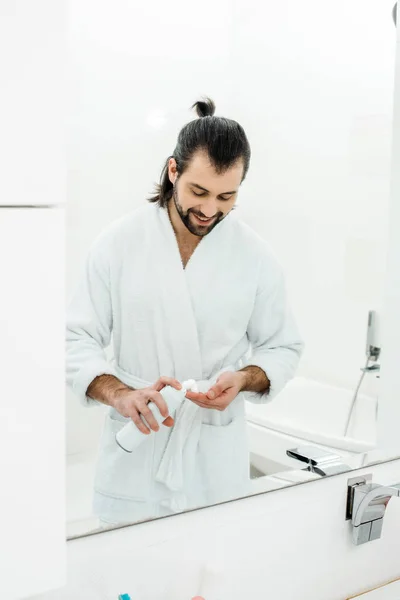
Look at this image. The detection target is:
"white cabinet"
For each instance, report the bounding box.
[0,2,64,206]
[0,208,66,599]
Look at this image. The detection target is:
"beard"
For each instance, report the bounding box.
[171,182,225,238]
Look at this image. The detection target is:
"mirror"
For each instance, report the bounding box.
[66,0,399,537]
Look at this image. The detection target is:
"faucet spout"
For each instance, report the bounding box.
[286,446,351,476]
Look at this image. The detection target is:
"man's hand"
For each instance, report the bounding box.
[112,376,182,434]
[185,371,247,411]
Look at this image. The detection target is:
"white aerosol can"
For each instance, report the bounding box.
[115,379,198,453]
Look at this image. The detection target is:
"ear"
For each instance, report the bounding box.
[168,156,178,184]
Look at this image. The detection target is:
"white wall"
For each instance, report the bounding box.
[231,0,396,390]
[0,211,66,600]
[0,2,65,206]
[0,2,66,599]
[30,458,400,600]
[378,7,400,454]
[66,0,397,456]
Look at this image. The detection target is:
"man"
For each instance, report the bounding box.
[66,97,304,525]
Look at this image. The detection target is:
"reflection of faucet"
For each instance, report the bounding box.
[343,356,380,437]
[344,309,381,436]
[286,446,351,476]
[360,363,380,375]
[348,482,400,545]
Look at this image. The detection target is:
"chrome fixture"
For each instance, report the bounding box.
[286,446,351,476]
[360,363,380,375]
[344,310,381,437]
[347,474,400,545]
[366,310,381,363]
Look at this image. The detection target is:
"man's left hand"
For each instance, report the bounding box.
[185,371,247,411]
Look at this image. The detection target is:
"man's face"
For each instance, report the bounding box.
[169,150,244,237]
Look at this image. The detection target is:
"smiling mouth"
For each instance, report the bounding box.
[192,213,216,226]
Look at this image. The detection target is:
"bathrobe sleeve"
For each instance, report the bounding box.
[242,248,305,404]
[66,229,117,406]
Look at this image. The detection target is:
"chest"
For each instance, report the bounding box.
[116,254,257,335]
[178,241,199,270]
[113,218,260,337]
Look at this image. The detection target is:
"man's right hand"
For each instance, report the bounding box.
[111,376,182,435]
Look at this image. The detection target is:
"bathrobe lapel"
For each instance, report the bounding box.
[154,205,203,382]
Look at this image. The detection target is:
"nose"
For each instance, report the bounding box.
[199,200,218,218]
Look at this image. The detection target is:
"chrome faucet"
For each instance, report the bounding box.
[348,481,400,545]
[286,446,351,476]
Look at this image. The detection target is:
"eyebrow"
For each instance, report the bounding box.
[189,182,237,195]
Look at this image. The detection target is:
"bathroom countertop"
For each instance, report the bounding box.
[347,577,400,598]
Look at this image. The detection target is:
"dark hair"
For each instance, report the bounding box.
[147,96,251,207]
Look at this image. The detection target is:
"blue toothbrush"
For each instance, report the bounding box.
[118,595,131,600]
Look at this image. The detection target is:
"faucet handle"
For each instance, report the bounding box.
[348,480,400,545]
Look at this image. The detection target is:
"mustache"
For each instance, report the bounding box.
[189,206,238,218]
[190,210,220,219]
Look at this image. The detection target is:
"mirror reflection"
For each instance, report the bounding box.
[66,0,397,537]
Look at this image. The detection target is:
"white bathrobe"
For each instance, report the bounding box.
[66,203,304,523]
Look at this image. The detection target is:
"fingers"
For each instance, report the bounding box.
[138,401,161,432]
[131,406,174,434]
[147,390,169,419]
[153,376,182,392]
[185,390,226,409]
[129,408,151,435]
[186,389,232,411]
[185,391,209,403]
[185,390,218,409]
[206,383,226,400]
[190,399,223,410]
[187,395,223,410]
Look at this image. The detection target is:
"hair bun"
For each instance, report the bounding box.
[191,96,216,118]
